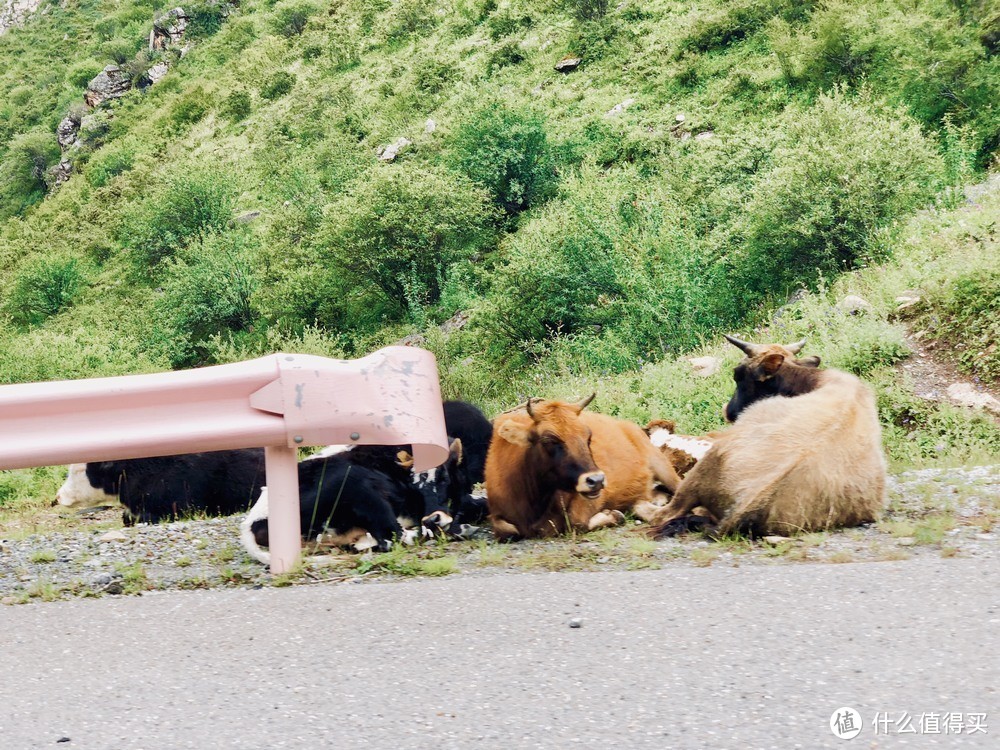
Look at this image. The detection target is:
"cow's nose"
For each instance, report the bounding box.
[585,473,605,491]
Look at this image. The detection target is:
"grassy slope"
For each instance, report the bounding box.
[0,0,999,515]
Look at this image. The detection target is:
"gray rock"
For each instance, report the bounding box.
[99,530,128,543]
[94,573,112,586]
[424,118,436,133]
[605,98,635,118]
[947,383,1000,414]
[568,617,582,628]
[57,116,80,149]
[554,56,581,72]
[377,136,411,162]
[837,294,873,315]
[84,65,132,107]
[0,0,43,36]
[688,355,722,378]
[235,210,262,224]
[146,61,170,85]
[150,8,189,51]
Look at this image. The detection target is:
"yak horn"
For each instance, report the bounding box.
[785,339,806,355]
[723,334,761,356]
[525,397,537,421]
[573,392,596,412]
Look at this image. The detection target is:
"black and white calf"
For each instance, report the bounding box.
[239,449,427,565]
[56,450,266,525]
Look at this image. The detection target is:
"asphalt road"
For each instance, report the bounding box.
[1,557,997,749]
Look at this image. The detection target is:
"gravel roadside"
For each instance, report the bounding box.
[1,465,997,604]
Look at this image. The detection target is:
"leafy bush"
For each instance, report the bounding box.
[85,140,137,187]
[0,131,60,219]
[486,6,532,40]
[260,71,296,100]
[450,103,557,216]
[487,41,526,73]
[319,165,495,321]
[0,327,164,385]
[270,0,322,38]
[220,90,252,121]
[4,257,84,327]
[170,87,212,127]
[152,230,260,367]
[565,0,610,23]
[186,1,229,39]
[67,59,105,89]
[116,166,236,266]
[728,92,945,299]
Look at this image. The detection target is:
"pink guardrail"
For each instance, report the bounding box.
[0,346,450,573]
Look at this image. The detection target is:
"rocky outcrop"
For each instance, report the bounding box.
[0,0,42,36]
[84,65,132,107]
[57,115,80,149]
[149,8,188,51]
[377,136,412,162]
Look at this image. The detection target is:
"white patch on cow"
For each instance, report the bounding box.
[55,464,119,509]
[397,515,417,529]
[312,444,352,460]
[648,428,712,459]
[352,534,380,551]
[239,488,271,564]
[412,466,437,487]
[240,487,348,567]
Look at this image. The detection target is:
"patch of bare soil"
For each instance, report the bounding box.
[897,326,1000,422]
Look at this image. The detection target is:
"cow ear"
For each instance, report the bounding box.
[798,355,821,368]
[759,353,785,376]
[497,420,532,446]
[448,438,464,465]
[396,451,414,469]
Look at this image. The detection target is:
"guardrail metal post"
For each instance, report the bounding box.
[264,445,302,574]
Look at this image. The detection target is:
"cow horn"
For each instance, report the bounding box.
[723,334,761,356]
[785,339,806,355]
[573,392,596,412]
[525,398,537,421]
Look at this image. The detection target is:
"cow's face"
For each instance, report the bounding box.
[54,464,119,509]
[723,335,822,422]
[496,395,606,499]
[401,438,465,531]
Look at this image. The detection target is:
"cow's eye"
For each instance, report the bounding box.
[540,436,562,454]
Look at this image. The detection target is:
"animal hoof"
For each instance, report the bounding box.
[654,515,712,538]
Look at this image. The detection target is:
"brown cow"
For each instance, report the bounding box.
[486,395,682,539]
[649,335,887,538]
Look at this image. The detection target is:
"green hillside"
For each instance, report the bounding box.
[1,0,999,496]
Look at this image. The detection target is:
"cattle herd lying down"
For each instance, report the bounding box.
[54,337,889,563]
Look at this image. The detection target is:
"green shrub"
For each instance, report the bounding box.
[0,131,60,219]
[565,0,610,23]
[152,230,260,367]
[85,141,137,187]
[319,165,496,321]
[450,103,557,216]
[729,92,945,299]
[381,0,439,42]
[116,166,236,266]
[67,59,105,89]
[4,257,84,326]
[170,87,212,127]
[186,1,229,39]
[0,327,164,384]
[220,89,252,121]
[270,0,322,38]
[260,71,296,100]
[486,6,532,40]
[101,37,141,66]
[487,41,526,73]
